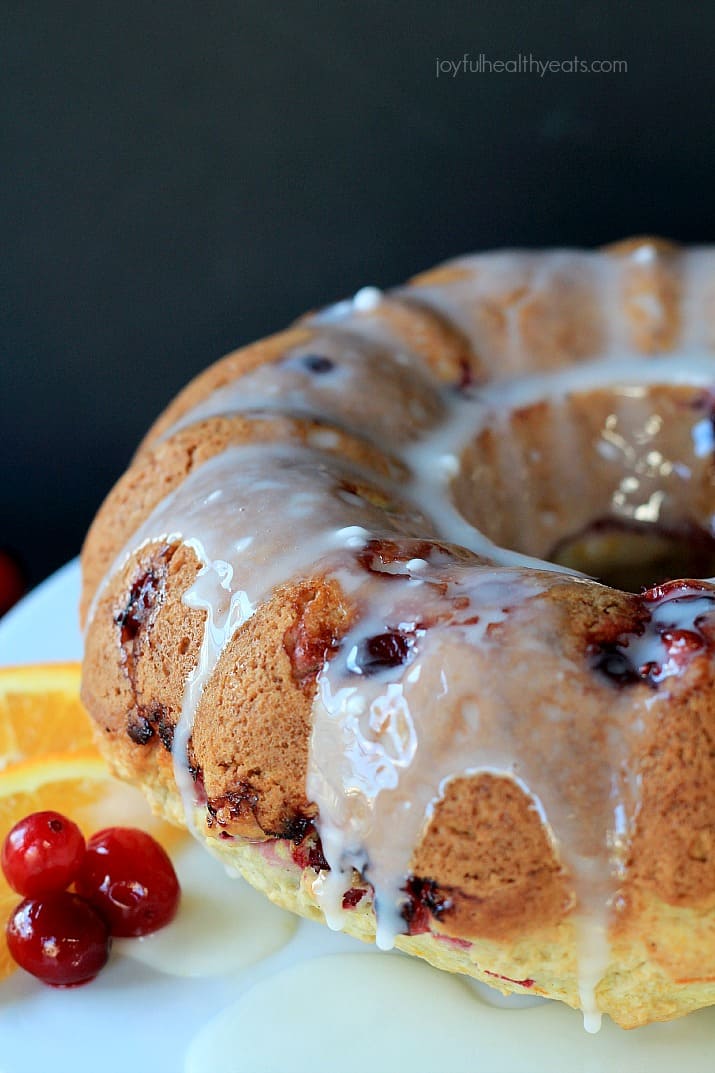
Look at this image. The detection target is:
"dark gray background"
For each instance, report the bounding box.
[3,1,714,585]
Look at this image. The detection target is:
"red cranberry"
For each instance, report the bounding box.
[301,354,335,374]
[75,827,180,937]
[0,549,25,616]
[2,811,86,897]
[402,876,451,935]
[342,887,365,909]
[291,834,329,873]
[114,566,163,644]
[347,630,416,676]
[661,627,704,655]
[6,893,111,987]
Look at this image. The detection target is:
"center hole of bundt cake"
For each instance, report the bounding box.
[454,383,715,593]
[547,518,715,593]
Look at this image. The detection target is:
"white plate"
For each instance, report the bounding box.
[0,562,714,1073]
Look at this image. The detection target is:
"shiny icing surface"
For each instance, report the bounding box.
[7,562,715,1072]
[306,565,550,947]
[87,244,715,1030]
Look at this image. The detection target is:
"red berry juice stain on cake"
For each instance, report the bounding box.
[435,932,472,951]
[341,887,366,909]
[284,599,342,687]
[115,562,165,644]
[591,580,715,687]
[126,701,175,751]
[115,546,178,752]
[206,783,261,831]
[402,876,452,935]
[483,969,535,989]
[286,818,330,872]
[357,537,454,578]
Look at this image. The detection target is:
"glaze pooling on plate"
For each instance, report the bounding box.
[9,563,715,1073]
[183,953,715,1073]
[80,240,715,1031]
[115,840,297,977]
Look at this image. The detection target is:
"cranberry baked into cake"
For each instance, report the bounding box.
[81,238,715,1030]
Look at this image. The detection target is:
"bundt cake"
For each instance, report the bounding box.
[80,238,715,1031]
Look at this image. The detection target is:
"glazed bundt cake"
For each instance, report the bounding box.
[80,238,715,1031]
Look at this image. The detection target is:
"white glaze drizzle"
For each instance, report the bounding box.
[161,325,447,447]
[115,840,297,977]
[615,583,715,684]
[93,442,437,819]
[89,244,715,1029]
[306,564,552,944]
[306,556,655,1036]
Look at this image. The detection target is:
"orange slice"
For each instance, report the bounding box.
[0,663,97,768]
[0,750,111,839]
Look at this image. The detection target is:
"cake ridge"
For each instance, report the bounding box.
[80,239,715,1030]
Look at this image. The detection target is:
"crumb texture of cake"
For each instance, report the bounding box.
[80,239,715,1031]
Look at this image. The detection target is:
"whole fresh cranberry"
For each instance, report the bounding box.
[6,893,111,987]
[2,810,86,897]
[75,827,180,937]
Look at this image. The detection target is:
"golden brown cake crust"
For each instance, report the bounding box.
[80,239,715,1028]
